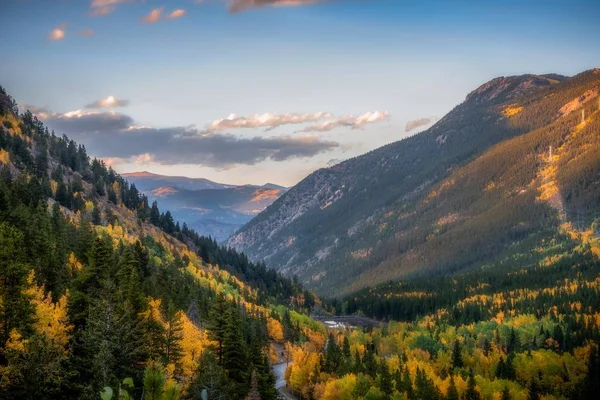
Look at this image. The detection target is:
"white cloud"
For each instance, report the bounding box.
[207,112,333,132]
[86,96,129,108]
[297,111,390,133]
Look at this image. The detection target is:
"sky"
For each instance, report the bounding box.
[1,0,599,186]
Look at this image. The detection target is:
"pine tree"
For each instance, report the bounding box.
[451,339,463,369]
[379,359,394,399]
[163,303,184,370]
[189,351,228,400]
[150,201,160,225]
[464,369,481,400]
[55,180,70,208]
[92,203,102,225]
[580,346,600,398]
[527,377,540,400]
[0,223,34,345]
[501,386,511,400]
[447,374,459,400]
[244,370,262,400]
[399,367,412,398]
[207,294,229,364]
[222,306,248,396]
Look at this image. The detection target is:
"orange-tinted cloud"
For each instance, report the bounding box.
[78,29,95,37]
[89,0,131,16]
[141,7,163,23]
[168,9,187,19]
[228,0,324,13]
[49,24,67,41]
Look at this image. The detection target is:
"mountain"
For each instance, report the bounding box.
[123,172,287,242]
[0,87,319,399]
[122,171,234,191]
[3,81,600,400]
[228,70,600,295]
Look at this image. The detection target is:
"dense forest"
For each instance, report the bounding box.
[0,86,319,399]
[289,236,600,399]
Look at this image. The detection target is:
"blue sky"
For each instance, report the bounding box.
[1,0,599,185]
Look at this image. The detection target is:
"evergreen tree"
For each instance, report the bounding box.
[244,370,262,400]
[207,294,229,364]
[150,201,160,225]
[527,377,540,400]
[221,306,249,397]
[464,369,481,400]
[0,223,34,345]
[189,351,228,400]
[501,386,512,400]
[451,339,463,369]
[447,374,459,400]
[92,203,102,225]
[379,359,394,399]
[163,303,184,370]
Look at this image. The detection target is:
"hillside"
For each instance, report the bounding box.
[123,172,287,242]
[228,70,600,295]
[0,87,322,399]
[3,82,600,400]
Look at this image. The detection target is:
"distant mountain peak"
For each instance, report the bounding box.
[122,171,158,178]
[465,74,557,105]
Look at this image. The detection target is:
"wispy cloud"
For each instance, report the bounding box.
[207,112,333,132]
[168,9,187,19]
[85,96,129,109]
[89,0,131,16]
[27,107,338,168]
[405,116,439,132]
[49,24,67,41]
[228,0,324,13]
[78,29,95,37]
[297,111,390,133]
[141,7,163,23]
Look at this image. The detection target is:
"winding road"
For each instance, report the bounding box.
[272,362,297,399]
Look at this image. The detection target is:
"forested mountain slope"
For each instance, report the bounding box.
[229,70,600,295]
[3,81,600,400]
[0,87,322,399]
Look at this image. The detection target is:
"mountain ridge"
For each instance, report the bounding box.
[123,171,287,241]
[228,69,600,295]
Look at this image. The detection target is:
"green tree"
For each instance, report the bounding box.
[207,294,229,364]
[447,374,459,400]
[464,369,481,400]
[189,351,229,400]
[0,223,33,345]
[451,339,463,369]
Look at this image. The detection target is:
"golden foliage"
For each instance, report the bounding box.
[267,318,284,342]
[503,105,524,117]
[0,149,10,164]
[25,272,72,349]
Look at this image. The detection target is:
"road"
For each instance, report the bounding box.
[273,362,288,389]
[272,362,298,399]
